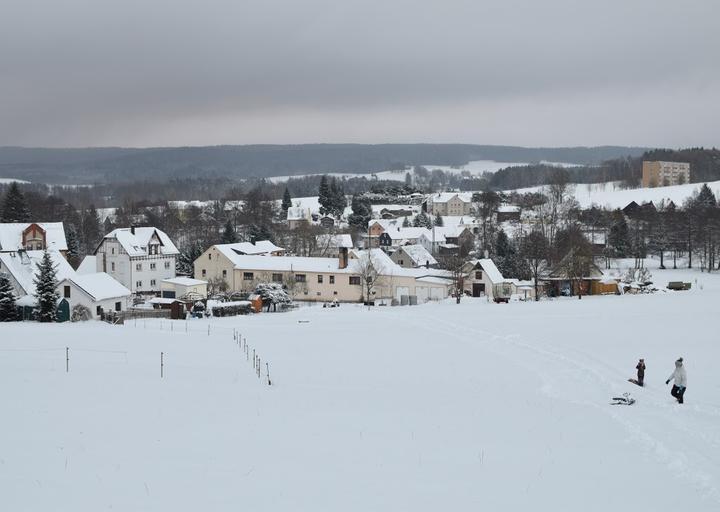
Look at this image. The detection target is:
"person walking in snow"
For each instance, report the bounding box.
[665,357,687,404]
[635,358,646,386]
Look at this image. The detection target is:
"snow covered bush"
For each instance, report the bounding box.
[71,304,92,322]
[255,283,292,312]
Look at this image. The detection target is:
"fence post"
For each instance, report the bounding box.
[266,362,271,385]
[161,352,164,378]
[208,324,210,336]
[66,347,69,373]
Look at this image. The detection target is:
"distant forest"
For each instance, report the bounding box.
[0,144,648,185]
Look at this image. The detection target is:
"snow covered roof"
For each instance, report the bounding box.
[60,273,131,301]
[397,244,437,267]
[287,206,311,221]
[316,234,354,249]
[383,227,430,241]
[223,253,352,273]
[0,250,76,296]
[427,192,472,204]
[215,240,285,258]
[0,222,68,252]
[467,258,505,284]
[497,205,521,213]
[77,255,97,275]
[162,277,207,286]
[101,227,179,257]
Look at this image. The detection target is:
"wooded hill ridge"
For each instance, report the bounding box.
[0,144,648,184]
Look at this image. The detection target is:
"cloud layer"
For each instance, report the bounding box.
[1,0,718,147]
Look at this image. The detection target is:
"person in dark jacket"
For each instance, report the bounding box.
[635,358,646,386]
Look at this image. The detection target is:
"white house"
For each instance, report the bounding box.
[94,227,179,294]
[462,258,510,299]
[57,273,132,319]
[160,277,208,299]
[390,244,437,268]
[0,249,75,299]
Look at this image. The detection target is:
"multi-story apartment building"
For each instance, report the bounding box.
[95,227,179,294]
[642,161,690,188]
[424,193,472,216]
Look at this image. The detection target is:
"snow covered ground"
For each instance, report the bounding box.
[0,178,30,184]
[510,180,720,209]
[2,262,720,511]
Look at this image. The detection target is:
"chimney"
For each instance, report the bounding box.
[130,225,135,235]
[338,247,348,269]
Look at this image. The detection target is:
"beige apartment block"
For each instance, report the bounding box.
[642,161,690,188]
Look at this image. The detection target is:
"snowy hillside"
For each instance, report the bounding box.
[510,180,720,209]
[2,262,720,510]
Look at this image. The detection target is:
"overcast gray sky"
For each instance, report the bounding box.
[1,0,718,148]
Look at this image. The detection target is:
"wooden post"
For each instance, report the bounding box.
[266,362,271,386]
[66,347,69,373]
[171,322,173,332]
[161,352,164,378]
[208,324,210,336]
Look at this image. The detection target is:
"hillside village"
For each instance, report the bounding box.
[1,159,717,323]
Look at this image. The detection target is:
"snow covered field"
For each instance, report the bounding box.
[2,264,720,511]
[511,180,720,209]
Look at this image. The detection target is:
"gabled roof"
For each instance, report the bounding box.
[162,277,207,286]
[100,227,179,257]
[60,273,131,301]
[396,244,437,267]
[316,234,354,249]
[215,240,284,258]
[0,222,68,252]
[428,192,472,204]
[77,255,97,275]
[465,258,505,284]
[0,250,76,296]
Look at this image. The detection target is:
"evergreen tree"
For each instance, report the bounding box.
[608,211,630,257]
[34,251,59,322]
[281,187,292,212]
[318,176,331,216]
[221,219,238,244]
[177,240,205,276]
[434,213,444,227]
[402,216,411,227]
[330,179,347,217]
[0,182,31,222]
[348,195,372,230]
[413,212,432,228]
[65,224,81,269]
[0,272,18,321]
[247,223,274,243]
[80,205,102,255]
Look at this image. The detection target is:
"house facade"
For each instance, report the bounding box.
[95,227,179,294]
[461,258,509,300]
[425,193,472,216]
[57,273,132,319]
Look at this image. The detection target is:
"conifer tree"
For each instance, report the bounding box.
[0,182,31,222]
[318,176,331,216]
[281,187,292,213]
[434,213,444,227]
[221,219,238,244]
[402,216,411,227]
[81,205,102,255]
[65,224,81,269]
[34,251,59,322]
[0,272,18,321]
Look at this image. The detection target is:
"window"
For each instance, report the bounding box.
[333,291,338,295]
[272,273,283,283]
[150,279,156,287]
[329,275,335,284]
[63,286,71,298]
[136,280,142,288]
[201,269,206,277]
[150,263,156,270]
[243,272,254,281]
[208,254,212,260]
[349,276,361,285]
[295,274,306,283]
[111,262,115,272]
[317,275,323,284]
[398,259,404,265]
[111,247,115,255]
[165,261,171,269]
[222,269,227,278]
[96,306,102,316]
[475,271,483,280]
[136,263,142,271]
[115,301,121,312]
